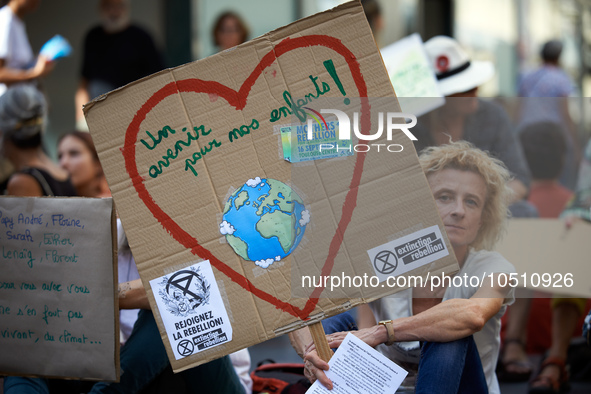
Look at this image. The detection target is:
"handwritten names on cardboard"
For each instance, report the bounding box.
[0,197,118,381]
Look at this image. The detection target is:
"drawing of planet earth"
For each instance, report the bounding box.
[219,177,310,268]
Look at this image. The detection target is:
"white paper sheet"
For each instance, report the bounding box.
[307,333,408,394]
[380,33,445,117]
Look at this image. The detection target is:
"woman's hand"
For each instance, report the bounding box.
[326,325,388,349]
[302,326,388,389]
[303,348,332,389]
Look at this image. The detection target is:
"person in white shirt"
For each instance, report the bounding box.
[0,0,53,97]
[296,141,516,394]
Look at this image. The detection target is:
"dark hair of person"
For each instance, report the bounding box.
[7,127,42,148]
[541,40,563,63]
[212,11,249,47]
[58,131,100,165]
[0,85,46,149]
[519,121,566,180]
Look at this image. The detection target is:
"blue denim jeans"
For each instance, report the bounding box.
[415,336,488,394]
[319,313,488,393]
[321,312,358,334]
[4,310,244,394]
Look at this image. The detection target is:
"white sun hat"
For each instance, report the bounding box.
[424,35,494,96]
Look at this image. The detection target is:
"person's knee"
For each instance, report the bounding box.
[322,312,358,334]
[421,336,473,363]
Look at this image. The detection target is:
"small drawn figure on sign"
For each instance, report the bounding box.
[158,266,210,317]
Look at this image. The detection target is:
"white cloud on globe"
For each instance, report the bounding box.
[246,177,262,187]
[255,258,275,269]
[299,210,310,226]
[219,220,236,235]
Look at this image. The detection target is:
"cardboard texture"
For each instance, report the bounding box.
[0,197,118,381]
[495,219,591,298]
[85,1,458,371]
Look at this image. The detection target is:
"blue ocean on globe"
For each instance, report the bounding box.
[220,177,310,268]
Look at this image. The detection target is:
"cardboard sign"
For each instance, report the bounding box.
[495,219,591,297]
[0,197,118,381]
[85,1,458,371]
[380,33,444,116]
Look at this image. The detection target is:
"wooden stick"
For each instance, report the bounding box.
[309,322,332,362]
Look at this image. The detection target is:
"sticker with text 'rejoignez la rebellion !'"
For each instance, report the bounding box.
[149,261,232,360]
[367,225,449,283]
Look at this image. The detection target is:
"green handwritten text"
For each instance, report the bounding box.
[269,74,331,123]
[184,139,223,177]
[228,119,260,142]
[148,125,221,179]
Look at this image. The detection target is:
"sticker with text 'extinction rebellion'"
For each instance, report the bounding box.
[367,225,449,283]
[149,260,232,360]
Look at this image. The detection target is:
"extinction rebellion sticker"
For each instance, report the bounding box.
[149,260,232,360]
[367,225,449,282]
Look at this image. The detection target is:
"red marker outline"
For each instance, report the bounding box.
[123,35,370,319]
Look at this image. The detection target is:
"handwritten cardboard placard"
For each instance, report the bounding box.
[0,197,118,381]
[85,1,458,372]
[495,219,591,297]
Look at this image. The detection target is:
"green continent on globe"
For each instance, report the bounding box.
[225,234,249,260]
[256,209,295,254]
[223,199,232,214]
[234,190,249,210]
[255,179,302,216]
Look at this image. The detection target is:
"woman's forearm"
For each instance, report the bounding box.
[118,278,151,310]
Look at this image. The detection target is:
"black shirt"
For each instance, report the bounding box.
[18,167,77,197]
[81,25,164,90]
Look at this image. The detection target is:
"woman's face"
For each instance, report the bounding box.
[217,16,243,50]
[58,135,100,189]
[427,168,487,249]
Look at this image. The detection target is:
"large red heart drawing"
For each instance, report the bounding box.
[123,35,370,320]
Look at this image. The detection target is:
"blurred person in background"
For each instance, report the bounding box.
[497,122,573,383]
[212,11,249,52]
[0,85,75,197]
[361,0,383,43]
[518,40,579,191]
[57,130,110,198]
[75,0,163,130]
[413,35,531,206]
[0,0,54,97]
[565,139,591,354]
[525,138,591,394]
[520,122,573,218]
